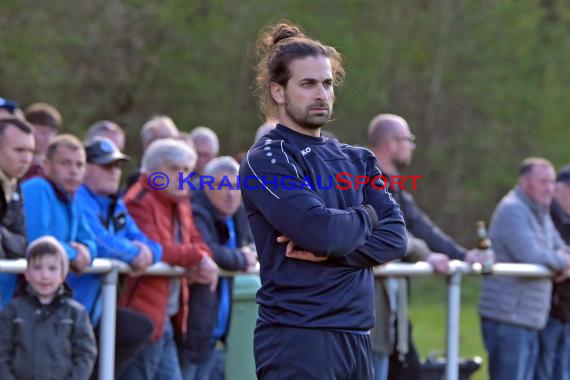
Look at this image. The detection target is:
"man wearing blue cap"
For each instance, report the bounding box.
[0,97,18,118]
[76,137,163,379]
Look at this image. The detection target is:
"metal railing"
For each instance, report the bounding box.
[0,259,556,380]
[373,261,554,380]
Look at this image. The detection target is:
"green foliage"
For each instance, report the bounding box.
[1,0,569,241]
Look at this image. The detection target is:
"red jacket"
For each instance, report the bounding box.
[119,174,211,341]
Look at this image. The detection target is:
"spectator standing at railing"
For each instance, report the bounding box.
[188,126,219,179]
[75,137,162,379]
[85,120,126,152]
[179,156,257,380]
[0,236,97,380]
[22,134,96,276]
[368,113,489,380]
[0,97,18,118]
[120,138,219,380]
[534,164,570,380]
[0,117,35,308]
[126,115,180,189]
[22,102,62,181]
[478,157,570,380]
[241,22,407,379]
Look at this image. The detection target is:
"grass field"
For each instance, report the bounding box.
[409,276,488,380]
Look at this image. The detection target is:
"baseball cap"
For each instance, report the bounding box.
[0,97,17,114]
[556,164,570,184]
[85,137,130,165]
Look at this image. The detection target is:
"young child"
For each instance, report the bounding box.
[0,236,97,379]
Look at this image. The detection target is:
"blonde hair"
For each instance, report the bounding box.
[45,134,84,161]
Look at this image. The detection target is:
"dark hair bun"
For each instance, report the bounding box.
[272,23,304,45]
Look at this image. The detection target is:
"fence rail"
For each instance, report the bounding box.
[0,259,557,380]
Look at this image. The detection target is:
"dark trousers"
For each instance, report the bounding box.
[254,324,374,380]
[90,306,154,380]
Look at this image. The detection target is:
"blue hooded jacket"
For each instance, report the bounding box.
[72,184,162,324]
[22,178,99,320]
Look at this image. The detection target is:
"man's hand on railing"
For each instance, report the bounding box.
[70,242,91,273]
[130,242,154,276]
[427,253,450,274]
[187,255,219,291]
[465,248,496,266]
[241,245,258,270]
[553,251,570,282]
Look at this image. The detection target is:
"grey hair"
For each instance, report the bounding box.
[141,138,197,172]
[86,120,124,141]
[203,156,239,176]
[140,116,178,147]
[254,121,276,142]
[189,126,219,154]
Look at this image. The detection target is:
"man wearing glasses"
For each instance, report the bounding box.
[367,113,489,379]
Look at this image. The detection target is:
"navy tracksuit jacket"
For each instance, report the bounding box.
[240,124,407,331]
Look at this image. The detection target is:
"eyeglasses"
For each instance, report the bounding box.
[394,134,416,143]
[101,162,123,171]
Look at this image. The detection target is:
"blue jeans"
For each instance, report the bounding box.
[481,318,539,380]
[535,316,570,380]
[121,319,183,380]
[372,351,389,380]
[180,346,225,380]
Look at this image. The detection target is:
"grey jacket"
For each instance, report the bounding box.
[0,284,97,380]
[478,187,567,330]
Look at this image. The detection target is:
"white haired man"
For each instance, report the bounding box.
[120,138,218,380]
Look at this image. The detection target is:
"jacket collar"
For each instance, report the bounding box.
[514,186,548,216]
[551,199,570,225]
[0,168,17,203]
[24,282,72,307]
[138,173,183,207]
[275,123,326,145]
[46,178,74,204]
[79,184,114,207]
[192,190,230,223]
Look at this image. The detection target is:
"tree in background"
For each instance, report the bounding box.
[1,0,568,244]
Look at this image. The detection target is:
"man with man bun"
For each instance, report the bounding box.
[240,22,407,379]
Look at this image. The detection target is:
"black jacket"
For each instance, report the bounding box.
[0,183,26,259]
[550,200,570,322]
[179,190,253,363]
[0,284,97,380]
[383,172,467,260]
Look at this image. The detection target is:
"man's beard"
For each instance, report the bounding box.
[284,97,331,129]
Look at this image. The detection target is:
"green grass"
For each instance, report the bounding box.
[409,276,488,380]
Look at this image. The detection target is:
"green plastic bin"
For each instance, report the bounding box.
[226,274,261,380]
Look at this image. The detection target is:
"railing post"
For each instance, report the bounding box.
[445,269,462,380]
[99,265,118,380]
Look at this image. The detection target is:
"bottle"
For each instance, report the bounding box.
[476,220,494,274]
